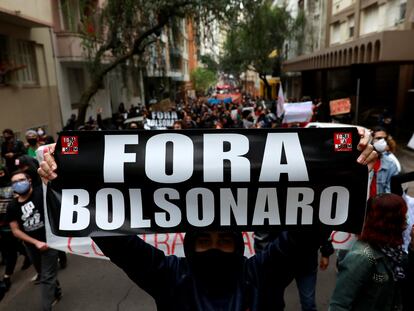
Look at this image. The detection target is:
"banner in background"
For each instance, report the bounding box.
[145,111,180,129]
[329,98,351,116]
[46,128,368,237]
[282,101,313,124]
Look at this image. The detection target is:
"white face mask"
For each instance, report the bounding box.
[37,129,44,136]
[373,138,387,153]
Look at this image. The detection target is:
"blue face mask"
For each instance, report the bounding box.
[12,180,31,195]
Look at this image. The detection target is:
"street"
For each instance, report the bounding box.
[0,252,337,311]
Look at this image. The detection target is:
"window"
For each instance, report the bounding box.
[60,0,81,32]
[0,35,10,85]
[330,22,341,44]
[399,1,407,21]
[0,36,39,86]
[348,16,355,38]
[15,40,39,85]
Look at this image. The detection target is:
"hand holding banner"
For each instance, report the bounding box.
[46,128,368,237]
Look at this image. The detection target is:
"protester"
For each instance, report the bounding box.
[330,194,410,311]
[404,225,414,311]
[254,230,334,311]
[391,172,414,196]
[36,127,55,146]
[390,172,414,311]
[391,172,414,251]
[369,129,399,196]
[38,127,376,310]
[16,155,42,188]
[372,126,401,173]
[62,114,77,131]
[172,120,183,130]
[7,171,62,310]
[0,164,17,292]
[25,130,40,158]
[1,129,26,173]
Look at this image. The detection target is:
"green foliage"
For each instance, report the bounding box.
[74,0,263,125]
[190,67,217,94]
[221,2,293,78]
[199,54,219,73]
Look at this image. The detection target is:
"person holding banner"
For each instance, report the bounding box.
[329,194,412,311]
[37,127,377,311]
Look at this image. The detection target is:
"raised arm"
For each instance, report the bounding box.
[92,235,182,297]
[38,144,183,298]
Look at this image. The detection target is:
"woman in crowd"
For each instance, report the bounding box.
[330,193,411,311]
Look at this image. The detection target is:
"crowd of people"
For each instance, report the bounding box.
[0,127,66,310]
[0,94,413,310]
[62,96,296,132]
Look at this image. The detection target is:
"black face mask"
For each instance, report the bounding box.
[27,138,38,146]
[190,249,243,297]
[4,136,12,142]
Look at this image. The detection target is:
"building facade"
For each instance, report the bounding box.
[283,0,414,136]
[0,0,62,139]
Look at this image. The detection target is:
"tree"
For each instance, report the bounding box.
[199,54,219,73]
[75,0,263,126]
[220,27,245,80]
[221,2,293,99]
[190,67,217,94]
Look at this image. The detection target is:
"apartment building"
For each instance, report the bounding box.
[0,0,62,139]
[283,0,414,135]
[51,0,148,124]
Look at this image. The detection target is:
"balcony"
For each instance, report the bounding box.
[55,31,85,61]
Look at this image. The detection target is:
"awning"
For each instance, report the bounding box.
[283,30,414,72]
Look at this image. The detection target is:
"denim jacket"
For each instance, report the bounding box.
[370,156,399,194]
[330,240,404,311]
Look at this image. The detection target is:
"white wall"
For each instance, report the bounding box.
[0,0,53,24]
[332,0,355,15]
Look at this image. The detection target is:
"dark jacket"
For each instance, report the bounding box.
[330,240,405,311]
[254,229,334,274]
[93,233,300,311]
[1,139,26,172]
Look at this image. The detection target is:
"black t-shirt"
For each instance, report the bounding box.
[6,186,46,242]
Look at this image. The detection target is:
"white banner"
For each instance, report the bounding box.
[282,101,313,124]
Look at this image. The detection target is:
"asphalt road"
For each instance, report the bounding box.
[0,252,337,311]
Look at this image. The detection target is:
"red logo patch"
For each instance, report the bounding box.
[334,132,352,152]
[61,136,79,155]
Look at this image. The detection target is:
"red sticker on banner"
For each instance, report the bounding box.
[61,136,79,155]
[334,132,352,152]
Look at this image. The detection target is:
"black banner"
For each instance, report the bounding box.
[47,128,368,237]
